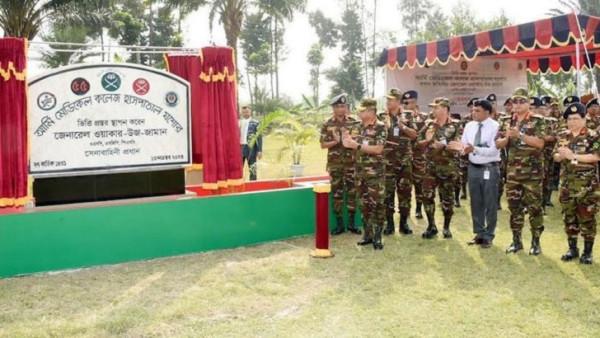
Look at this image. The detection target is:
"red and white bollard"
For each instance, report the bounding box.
[310,183,334,258]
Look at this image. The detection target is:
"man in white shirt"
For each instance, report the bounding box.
[449,99,500,248]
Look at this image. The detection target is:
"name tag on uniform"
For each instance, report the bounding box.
[483,170,490,180]
[393,127,400,137]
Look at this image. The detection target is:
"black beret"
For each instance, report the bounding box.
[540,95,553,106]
[586,98,599,108]
[473,99,493,113]
[486,94,497,102]
[402,90,418,100]
[529,96,543,108]
[330,93,348,106]
[563,95,580,106]
[467,97,479,107]
[563,103,586,119]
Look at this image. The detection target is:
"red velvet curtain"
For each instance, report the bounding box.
[165,55,203,168]
[197,47,242,189]
[0,38,29,207]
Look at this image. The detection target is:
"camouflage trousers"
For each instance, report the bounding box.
[559,187,599,241]
[412,155,427,203]
[423,165,457,217]
[498,160,506,200]
[357,172,385,238]
[506,179,544,236]
[384,160,413,217]
[329,167,357,217]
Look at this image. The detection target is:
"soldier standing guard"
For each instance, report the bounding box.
[379,89,418,235]
[417,98,463,239]
[320,93,361,235]
[342,98,387,250]
[554,103,600,264]
[496,88,546,255]
[540,96,559,210]
[404,90,428,219]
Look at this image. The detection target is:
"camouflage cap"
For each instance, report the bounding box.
[386,88,402,100]
[503,97,512,106]
[357,98,378,112]
[563,102,586,119]
[428,97,450,109]
[511,87,529,100]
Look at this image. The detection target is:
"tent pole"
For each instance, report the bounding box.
[576,40,582,96]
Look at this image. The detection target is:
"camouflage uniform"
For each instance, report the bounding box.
[555,122,600,264]
[498,109,546,253]
[412,112,429,218]
[320,115,360,231]
[418,114,462,238]
[543,116,559,209]
[354,120,387,242]
[378,109,416,234]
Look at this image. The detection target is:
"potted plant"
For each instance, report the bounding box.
[273,115,318,177]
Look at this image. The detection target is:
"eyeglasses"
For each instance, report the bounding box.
[513,99,528,104]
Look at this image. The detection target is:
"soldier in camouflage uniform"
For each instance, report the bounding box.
[539,96,559,211]
[417,98,463,239]
[548,98,563,191]
[342,98,387,250]
[497,98,513,209]
[404,90,428,219]
[554,102,600,264]
[585,98,600,130]
[379,89,418,235]
[320,93,361,235]
[496,88,547,255]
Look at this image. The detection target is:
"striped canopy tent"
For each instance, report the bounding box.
[377,13,600,75]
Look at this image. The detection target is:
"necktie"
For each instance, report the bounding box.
[474,122,483,147]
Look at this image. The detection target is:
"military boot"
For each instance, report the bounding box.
[331,216,345,236]
[422,211,438,239]
[580,240,594,264]
[529,235,542,256]
[399,213,413,235]
[373,227,384,250]
[561,237,579,261]
[383,213,395,236]
[347,213,361,234]
[505,231,523,254]
[415,202,423,219]
[442,215,452,239]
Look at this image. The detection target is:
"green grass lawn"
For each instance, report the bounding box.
[2,138,600,337]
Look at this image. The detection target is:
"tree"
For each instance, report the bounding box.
[326,4,365,103]
[209,0,247,72]
[240,12,272,105]
[309,10,340,48]
[257,0,306,99]
[307,43,324,104]
[397,0,431,43]
[165,0,207,34]
[0,0,76,39]
[40,23,90,67]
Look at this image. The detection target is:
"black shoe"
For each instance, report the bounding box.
[467,236,483,245]
[454,200,461,208]
[383,215,395,236]
[580,240,594,264]
[399,214,413,235]
[529,236,542,256]
[442,216,452,239]
[415,202,423,219]
[546,201,554,207]
[373,228,384,250]
[506,231,523,254]
[480,239,492,248]
[331,216,345,236]
[443,228,453,239]
[422,212,438,239]
[561,238,579,261]
[347,214,361,235]
[357,236,373,246]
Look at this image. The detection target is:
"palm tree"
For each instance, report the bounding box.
[165,0,207,34]
[0,0,76,39]
[208,0,247,71]
[257,0,306,99]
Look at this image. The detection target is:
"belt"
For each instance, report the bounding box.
[469,162,499,168]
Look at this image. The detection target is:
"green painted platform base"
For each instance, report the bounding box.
[0,186,315,278]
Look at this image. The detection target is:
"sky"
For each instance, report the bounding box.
[29,0,565,104]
